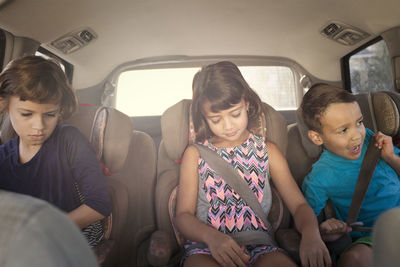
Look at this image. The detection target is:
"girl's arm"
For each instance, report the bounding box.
[68,204,105,229]
[267,142,331,267]
[175,145,249,267]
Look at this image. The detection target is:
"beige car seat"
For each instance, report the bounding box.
[66,105,158,267]
[149,99,296,265]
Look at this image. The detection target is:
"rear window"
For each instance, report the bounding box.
[116,65,297,116]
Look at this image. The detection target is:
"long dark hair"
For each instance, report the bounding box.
[191,61,263,142]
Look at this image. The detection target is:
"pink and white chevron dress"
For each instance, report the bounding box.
[183,133,282,265]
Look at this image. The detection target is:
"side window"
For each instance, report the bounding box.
[115,65,298,116]
[347,39,393,93]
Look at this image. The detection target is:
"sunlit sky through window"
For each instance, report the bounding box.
[116,66,296,116]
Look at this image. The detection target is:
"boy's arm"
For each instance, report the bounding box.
[374,131,400,176]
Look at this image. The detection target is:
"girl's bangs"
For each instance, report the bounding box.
[206,89,243,113]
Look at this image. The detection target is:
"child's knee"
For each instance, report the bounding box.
[339,244,372,267]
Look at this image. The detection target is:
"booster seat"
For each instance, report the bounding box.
[65,104,158,267]
[149,98,303,265]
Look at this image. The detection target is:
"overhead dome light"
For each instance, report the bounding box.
[50,27,97,54]
[320,21,369,46]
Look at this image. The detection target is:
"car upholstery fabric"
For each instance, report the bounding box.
[66,105,157,267]
[0,190,99,267]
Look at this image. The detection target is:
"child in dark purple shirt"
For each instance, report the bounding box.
[0,55,111,246]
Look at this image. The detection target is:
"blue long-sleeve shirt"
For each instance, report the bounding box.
[0,124,111,217]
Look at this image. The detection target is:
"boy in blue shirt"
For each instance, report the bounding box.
[300,84,400,267]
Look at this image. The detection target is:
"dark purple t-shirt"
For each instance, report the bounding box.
[0,124,111,216]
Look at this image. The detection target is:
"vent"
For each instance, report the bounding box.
[50,28,97,54]
[321,21,369,46]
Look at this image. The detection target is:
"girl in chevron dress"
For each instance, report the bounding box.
[175,61,331,267]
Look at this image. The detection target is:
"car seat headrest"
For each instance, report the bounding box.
[161,99,288,161]
[295,108,322,159]
[65,105,133,173]
[161,99,191,161]
[103,108,133,172]
[372,92,400,136]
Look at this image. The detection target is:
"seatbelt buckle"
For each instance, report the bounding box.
[349,221,373,233]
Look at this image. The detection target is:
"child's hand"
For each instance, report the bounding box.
[374,131,395,162]
[299,229,331,267]
[206,231,249,267]
[319,218,351,242]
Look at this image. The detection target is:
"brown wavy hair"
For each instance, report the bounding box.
[191,61,263,142]
[0,55,77,120]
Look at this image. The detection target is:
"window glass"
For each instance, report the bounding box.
[116,65,297,116]
[240,66,296,110]
[349,40,393,93]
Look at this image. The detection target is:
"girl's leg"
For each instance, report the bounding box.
[253,251,297,267]
[183,254,220,267]
[337,244,372,267]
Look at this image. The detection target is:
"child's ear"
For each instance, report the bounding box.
[308,130,323,146]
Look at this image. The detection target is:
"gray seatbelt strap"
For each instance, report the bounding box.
[193,144,273,233]
[346,136,381,232]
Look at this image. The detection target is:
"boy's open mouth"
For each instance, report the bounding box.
[350,144,361,155]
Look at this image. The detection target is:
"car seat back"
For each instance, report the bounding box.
[64,105,131,266]
[66,104,158,267]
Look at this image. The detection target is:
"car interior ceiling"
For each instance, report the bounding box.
[1,1,400,267]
